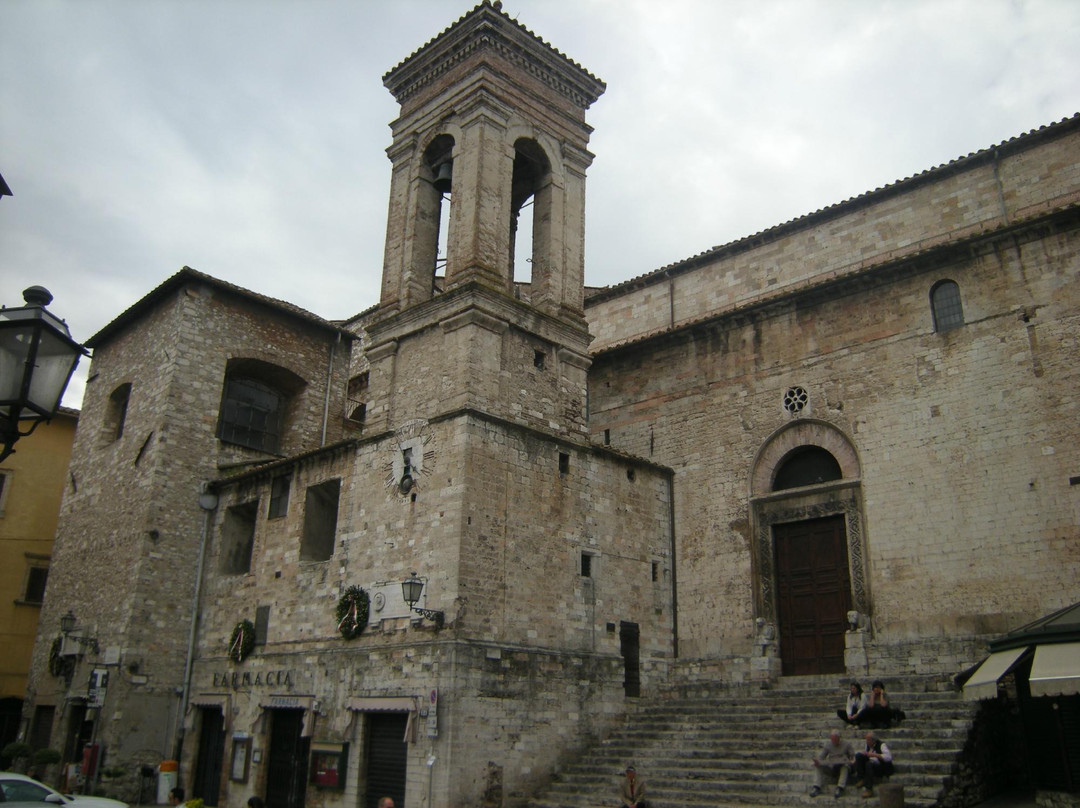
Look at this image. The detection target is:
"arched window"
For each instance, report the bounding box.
[931,280,964,332]
[510,138,551,295]
[772,446,842,491]
[217,359,305,454]
[104,383,131,441]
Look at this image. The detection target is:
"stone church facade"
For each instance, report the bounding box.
[23,3,1080,808]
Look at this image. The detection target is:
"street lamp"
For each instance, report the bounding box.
[401,571,445,629]
[0,286,87,462]
[59,610,100,654]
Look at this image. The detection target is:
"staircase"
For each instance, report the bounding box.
[526,676,979,808]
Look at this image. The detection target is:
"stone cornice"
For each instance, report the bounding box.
[383,2,605,112]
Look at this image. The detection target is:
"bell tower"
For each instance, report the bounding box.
[366,0,606,437]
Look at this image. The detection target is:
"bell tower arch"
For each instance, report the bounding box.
[378,1,605,322]
[367,1,606,437]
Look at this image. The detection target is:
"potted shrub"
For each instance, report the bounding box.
[1,741,31,773]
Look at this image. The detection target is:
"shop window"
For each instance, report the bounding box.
[931,280,964,332]
[268,475,291,519]
[220,501,258,575]
[301,479,341,561]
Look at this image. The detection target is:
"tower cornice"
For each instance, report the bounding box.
[383,1,606,112]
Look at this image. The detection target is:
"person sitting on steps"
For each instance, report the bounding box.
[837,681,868,724]
[810,730,855,798]
[853,731,895,797]
[618,764,648,808]
[857,680,906,728]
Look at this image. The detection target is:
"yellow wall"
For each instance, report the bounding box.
[0,409,77,701]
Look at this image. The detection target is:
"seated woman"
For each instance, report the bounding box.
[836,681,867,724]
[857,680,905,727]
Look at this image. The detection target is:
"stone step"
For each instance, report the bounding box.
[524,678,975,808]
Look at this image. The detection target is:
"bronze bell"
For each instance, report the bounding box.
[433,161,453,194]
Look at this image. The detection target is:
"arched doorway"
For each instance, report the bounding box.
[750,420,869,676]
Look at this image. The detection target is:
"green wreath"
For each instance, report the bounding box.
[335,585,370,640]
[228,619,256,663]
[48,636,74,679]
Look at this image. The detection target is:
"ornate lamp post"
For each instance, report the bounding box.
[0,286,87,461]
[402,571,445,629]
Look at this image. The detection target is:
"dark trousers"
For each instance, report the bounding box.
[854,754,894,786]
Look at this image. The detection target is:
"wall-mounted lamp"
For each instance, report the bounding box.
[59,610,100,654]
[0,286,88,462]
[401,572,444,629]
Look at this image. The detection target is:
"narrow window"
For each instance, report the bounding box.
[220,501,258,575]
[301,479,341,561]
[254,605,270,646]
[105,383,131,441]
[268,475,291,519]
[533,350,545,369]
[21,561,49,604]
[931,280,964,332]
[581,552,593,578]
[346,373,369,427]
[603,429,610,446]
[651,561,659,582]
[559,452,570,475]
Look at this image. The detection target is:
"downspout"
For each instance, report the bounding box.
[175,487,218,761]
[321,333,340,447]
[666,471,678,658]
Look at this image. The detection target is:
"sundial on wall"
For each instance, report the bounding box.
[385,418,436,496]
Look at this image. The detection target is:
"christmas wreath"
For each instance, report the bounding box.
[336,585,370,640]
[48,636,74,679]
[228,619,256,663]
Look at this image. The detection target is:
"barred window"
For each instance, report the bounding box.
[931,280,964,332]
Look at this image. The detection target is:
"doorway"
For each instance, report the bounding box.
[192,708,225,806]
[363,713,408,808]
[266,709,309,808]
[774,515,852,675]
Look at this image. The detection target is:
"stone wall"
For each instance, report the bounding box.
[26,273,354,766]
[587,136,1080,677]
[190,409,673,807]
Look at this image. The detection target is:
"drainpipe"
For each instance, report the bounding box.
[321,333,340,447]
[175,486,219,761]
[666,471,678,658]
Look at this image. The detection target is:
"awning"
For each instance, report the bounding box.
[963,646,1029,700]
[345,697,416,713]
[1029,642,1080,697]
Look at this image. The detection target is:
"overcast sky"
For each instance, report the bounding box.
[3,0,1079,408]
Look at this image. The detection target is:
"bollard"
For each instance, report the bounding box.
[879,783,904,808]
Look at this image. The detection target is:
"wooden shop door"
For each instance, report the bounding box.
[266,709,309,808]
[774,515,852,675]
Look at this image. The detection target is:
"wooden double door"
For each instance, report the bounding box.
[774,515,852,676]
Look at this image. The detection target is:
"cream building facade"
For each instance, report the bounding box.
[22,3,1080,808]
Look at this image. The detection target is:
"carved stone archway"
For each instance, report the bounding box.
[749,420,870,626]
